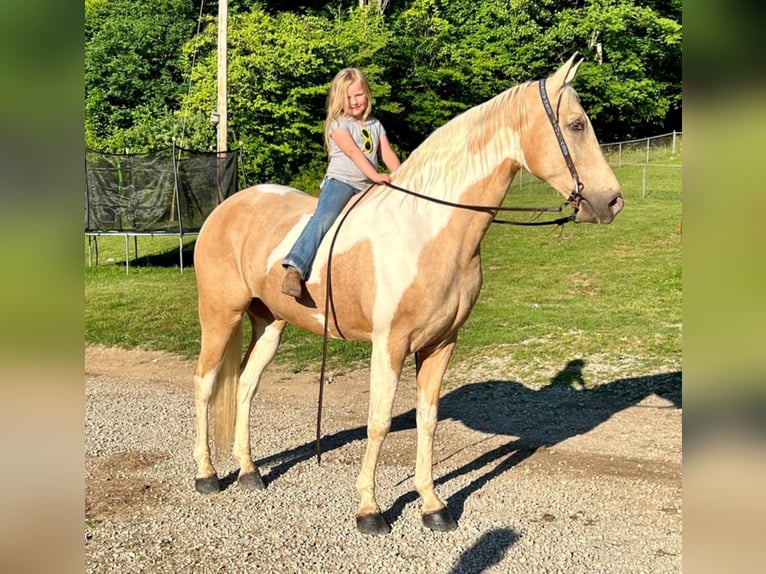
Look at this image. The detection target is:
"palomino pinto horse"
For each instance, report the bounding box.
[192,55,623,535]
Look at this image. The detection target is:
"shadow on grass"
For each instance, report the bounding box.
[130,240,197,268]
[88,238,198,270]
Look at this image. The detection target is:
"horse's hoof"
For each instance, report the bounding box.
[194,476,221,494]
[356,513,391,535]
[422,508,457,531]
[238,470,266,491]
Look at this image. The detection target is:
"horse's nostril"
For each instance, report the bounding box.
[609,195,624,216]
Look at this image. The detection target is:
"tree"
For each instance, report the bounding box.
[84,0,681,183]
[549,0,682,139]
[177,5,397,188]
[383,0,681,147]
[382,0,564,151]
[85,0,196,151]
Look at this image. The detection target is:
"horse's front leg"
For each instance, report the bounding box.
[232,317,285,491]
[414,335,458,531]
[355,340,405,535]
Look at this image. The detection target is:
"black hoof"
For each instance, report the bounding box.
[422,508,457,531]
[356,513,391,535]
[238,470,266,491]
[194,476,221,494]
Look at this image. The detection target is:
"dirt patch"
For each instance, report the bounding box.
[85,451,170,521]
[85,345,682,572]
[85,345,200,387]
[85,345,681,484]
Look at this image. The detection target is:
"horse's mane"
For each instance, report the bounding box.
[391,81,533,201]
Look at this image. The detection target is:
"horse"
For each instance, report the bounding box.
[191,54,623,535]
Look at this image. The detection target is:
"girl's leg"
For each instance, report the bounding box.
[283,178,358,278]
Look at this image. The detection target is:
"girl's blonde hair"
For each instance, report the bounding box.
[323,68,373,152]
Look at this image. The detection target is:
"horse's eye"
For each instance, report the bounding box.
[569,119,585,132]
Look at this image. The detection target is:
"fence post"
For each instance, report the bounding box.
[645,137,650,164]
[672,130,677,156]
[642,166,647,199]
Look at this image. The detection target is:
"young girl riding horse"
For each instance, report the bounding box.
[281,68,400,297]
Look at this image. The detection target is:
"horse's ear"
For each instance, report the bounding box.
[550,52,583,88]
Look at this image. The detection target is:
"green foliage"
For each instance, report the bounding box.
[551,0,683,139]
[85,0,681,184]
[85,0,197,152]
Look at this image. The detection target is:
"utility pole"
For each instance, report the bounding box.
[216,0,227,154]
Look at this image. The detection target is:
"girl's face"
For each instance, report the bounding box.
[343,79,368,120]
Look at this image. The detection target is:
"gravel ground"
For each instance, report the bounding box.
[85,346,682,573]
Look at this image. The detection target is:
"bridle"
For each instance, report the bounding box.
[538,78,584,213]
[377,79,584,226]
[314,76,586,461]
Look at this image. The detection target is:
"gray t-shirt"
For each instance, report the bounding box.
[325,116,386,191]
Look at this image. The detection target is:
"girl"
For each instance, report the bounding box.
[281,68,400,297]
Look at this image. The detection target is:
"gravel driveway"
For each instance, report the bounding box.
[85,346,681,573]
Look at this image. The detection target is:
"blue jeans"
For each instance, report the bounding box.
[283,177,360,279]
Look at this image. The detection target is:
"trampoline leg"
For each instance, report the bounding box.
[179,236,184,273]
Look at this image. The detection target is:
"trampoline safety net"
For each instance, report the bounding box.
[85,145,239,234]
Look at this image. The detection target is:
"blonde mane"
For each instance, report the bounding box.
[392,82,532,202]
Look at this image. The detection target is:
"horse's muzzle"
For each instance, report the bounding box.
[576,192,624,224]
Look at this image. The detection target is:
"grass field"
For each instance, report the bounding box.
[85,156,681,387]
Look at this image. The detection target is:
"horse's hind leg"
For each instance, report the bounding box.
[414,336,458,531]
[233,302,285,490]
[193,313,242,494]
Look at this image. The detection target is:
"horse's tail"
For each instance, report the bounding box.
[210,321,243,457]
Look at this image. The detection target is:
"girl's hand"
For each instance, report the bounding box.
[371,172,391,184]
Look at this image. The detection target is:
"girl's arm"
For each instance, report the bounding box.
[379,133,401,173]
[331,128,391,184]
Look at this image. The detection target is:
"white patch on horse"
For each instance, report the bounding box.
[311,313,343,340]
[257,183,303,195]
[304,188,456,331]
[267,214,312,271]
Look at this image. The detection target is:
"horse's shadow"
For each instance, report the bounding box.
[244,360,681,525]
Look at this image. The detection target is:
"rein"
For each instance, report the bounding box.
[382,181,577,227]
[314,78,583,462]
[315,185,374,463]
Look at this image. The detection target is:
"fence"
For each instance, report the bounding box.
[601,131,682,198]
[510,131,682,199]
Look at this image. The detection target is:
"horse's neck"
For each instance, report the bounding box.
[394,85,526,210]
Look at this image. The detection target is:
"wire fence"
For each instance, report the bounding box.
[510,131,682,200]
[601,131,682,167]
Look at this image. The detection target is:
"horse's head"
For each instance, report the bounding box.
[523,54,623,224]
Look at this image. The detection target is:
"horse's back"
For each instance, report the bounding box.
[199,183,314,251]
[201,183,313,231]
[195,184,316,305]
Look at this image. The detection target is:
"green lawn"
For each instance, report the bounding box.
[85,159,681,386]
